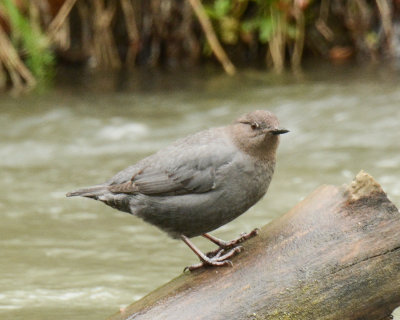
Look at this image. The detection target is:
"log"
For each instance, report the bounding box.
[109,171,400,320]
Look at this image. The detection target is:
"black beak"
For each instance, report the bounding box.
[270,128,290,135]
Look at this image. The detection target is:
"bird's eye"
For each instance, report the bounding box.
[250,122,259,130]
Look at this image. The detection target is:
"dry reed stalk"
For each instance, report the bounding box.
[291,3,305,71]
[269,12,285,73]
[375,0,394,56]
[47,0,77,42]
[188,0,236,75]
[92,0,121,69]
[120,0,140,67]
[0,26,36,92]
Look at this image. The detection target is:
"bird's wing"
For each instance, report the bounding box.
[131,165,215,195]
[108,131,235,196]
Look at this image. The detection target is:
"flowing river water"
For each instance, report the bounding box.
[1,65,400,319]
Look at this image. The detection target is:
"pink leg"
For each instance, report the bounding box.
[202,228,259,257]
[181,235,242,272]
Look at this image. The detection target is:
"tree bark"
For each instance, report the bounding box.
[109,171,400,320]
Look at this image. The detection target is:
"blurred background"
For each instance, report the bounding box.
[0,1,400,320]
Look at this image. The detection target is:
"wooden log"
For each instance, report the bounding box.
[109,171,400,320]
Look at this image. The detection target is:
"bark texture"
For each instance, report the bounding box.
[109,170,400,320]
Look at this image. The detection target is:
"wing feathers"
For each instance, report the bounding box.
[106,129,234,197]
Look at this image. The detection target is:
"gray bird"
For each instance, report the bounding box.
[67,110,288,271]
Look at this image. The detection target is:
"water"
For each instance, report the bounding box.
[1,65,400,319]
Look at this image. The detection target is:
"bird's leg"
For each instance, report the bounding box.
[181,235,242,272]
[203,228,259,255]
[185,248,225,271]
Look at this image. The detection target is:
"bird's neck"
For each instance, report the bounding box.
[229,127,279,161]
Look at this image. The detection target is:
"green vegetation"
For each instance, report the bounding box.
[0,0,397,93]
[2,0,54,88]
[206,0,305,72]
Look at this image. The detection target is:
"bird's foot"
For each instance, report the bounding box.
[203,228,259,256]
[184,246,242,272]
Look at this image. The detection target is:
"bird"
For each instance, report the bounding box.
[67,110,288,271]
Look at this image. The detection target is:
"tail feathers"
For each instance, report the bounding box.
[66,185,108,199]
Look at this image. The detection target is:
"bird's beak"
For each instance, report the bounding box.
[269,128,290,135]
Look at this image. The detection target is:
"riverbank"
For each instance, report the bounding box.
[1,0,399,93]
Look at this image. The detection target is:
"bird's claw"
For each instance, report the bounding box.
[217,228,260,250]
[232,228,259,246]
[183,229,259,272]
[184,258,233,272]
[184,245,243,272]
[206,247,224,258]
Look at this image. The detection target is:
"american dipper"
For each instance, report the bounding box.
[67,110,288,271]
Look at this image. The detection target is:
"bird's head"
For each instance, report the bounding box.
[231,110,289,158]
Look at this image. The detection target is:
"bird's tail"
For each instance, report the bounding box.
[66,185,108,199]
